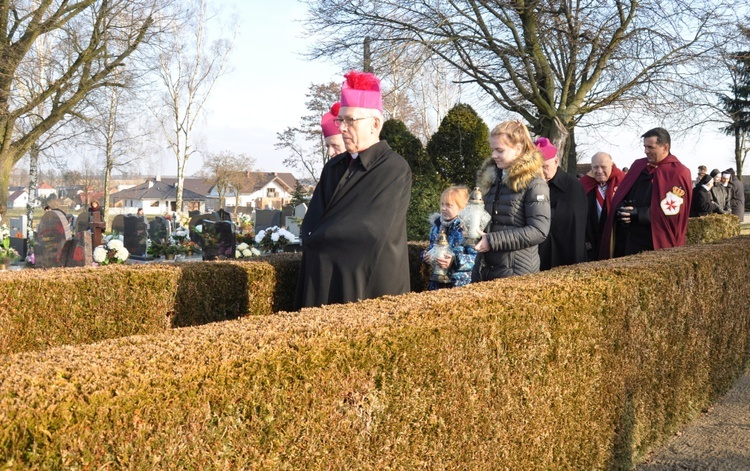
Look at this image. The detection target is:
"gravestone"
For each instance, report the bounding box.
[75,210,91,233]
[285,204,307,238]
[148,217,171,245]
[188,212,218,248]
[123,215,150,260]
[9,215,27,239]
[201,220,236,261]
[65,232,92,267]
[88,208,106,249]
[10,237,27,261]
[111,214,125,235]
[294,203,307,219]
[254,209,281,233]
[215,208,232,221]
[35,210,72,268]
[281,205,294,222]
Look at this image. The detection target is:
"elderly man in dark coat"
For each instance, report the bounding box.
[726,168,745,221]
[294,71,412,309]
[580,152,626,261]
[536,137,588,270]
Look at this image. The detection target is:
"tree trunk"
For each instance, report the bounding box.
[26,145,39,240]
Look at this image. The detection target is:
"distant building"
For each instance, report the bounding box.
[209,171,298,210]
[110,177,208,215]
[6,188,29,209]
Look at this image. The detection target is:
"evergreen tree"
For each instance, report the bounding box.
[290,181,307,208]
[719,25,750,178]
[426,104,491,188]
[381,118,445,241]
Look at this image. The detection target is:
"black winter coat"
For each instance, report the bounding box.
[472,158,550,281]
[538,167,588,270]
[294,140,412,309]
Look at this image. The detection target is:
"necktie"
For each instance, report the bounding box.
[596,184,606,217]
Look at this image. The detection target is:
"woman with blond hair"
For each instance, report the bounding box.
[472,121,551,281]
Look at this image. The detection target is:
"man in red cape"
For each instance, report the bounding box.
[599,128,692,260]
[580,152,626,261]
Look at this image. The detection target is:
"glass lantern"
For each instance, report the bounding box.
[427,232,454,284]
[458,187,491,246]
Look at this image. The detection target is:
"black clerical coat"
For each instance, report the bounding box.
[294,140,412,309]
[538,167,588,270]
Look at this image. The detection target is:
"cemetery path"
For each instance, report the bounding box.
[635,368,750,470]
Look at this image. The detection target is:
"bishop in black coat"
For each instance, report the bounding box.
[538,166,588,270]
[294,139,412,309]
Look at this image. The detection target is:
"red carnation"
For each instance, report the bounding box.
[343,71,380,91]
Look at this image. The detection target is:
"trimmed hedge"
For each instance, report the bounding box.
[0,261,276,355]
[1,237,749,469]
[686,213,740,245]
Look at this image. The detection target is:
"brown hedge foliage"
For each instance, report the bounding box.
[172,261,275,327]
[0,264,179,356]
[1,237,749,469]
[686,213,740,245]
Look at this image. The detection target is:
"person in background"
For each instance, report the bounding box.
[44,205,51,211]
[695,165,707,185]
[136,208,144,217]
[580,152,626,261]
[421,185,476,290]
[471,120,550,281]
[295,71,412,309]
[599,127,692,259]
[536,137,588,270]
[690,174,719,217]
[321,102,346,158]
[725,168,745,221]
[709,169,730,214]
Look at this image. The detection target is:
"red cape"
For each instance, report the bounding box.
[580,164,626,211]
[598,155,692,259]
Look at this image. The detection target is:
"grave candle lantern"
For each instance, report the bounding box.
[427,232,454,284]
[459,187,491,246]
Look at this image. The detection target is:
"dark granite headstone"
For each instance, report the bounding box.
[63,232,92,267]
[35,210,72,268]
[148,217,171,245]
[254,209,281,233]
[111,214,125,235]
[9,237,27,260]
[123,215,149,259]
[215,209,232,222]
[75,211,91,233]
[189,213,218,248]
[201,220,236,261]
[281,205,294,221]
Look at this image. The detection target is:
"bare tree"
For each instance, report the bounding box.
[202,150,254,210]
[274,82,340,184]
[153,0,234,214]
[303,0,736,172]
[0,0,166,218]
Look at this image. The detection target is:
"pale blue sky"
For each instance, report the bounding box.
[170,0,740,179]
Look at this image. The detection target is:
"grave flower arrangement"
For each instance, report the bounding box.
[0,223,20,264]
[254,226,295,253]
[235,242,260,259]
[93,235,129,265]
[237,212,253,233]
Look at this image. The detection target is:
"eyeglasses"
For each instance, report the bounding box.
[333,116,374,127]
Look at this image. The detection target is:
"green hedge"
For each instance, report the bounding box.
[1,237,748,469]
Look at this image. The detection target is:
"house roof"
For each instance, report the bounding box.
[8,189,26,202]
[38,182,55,190]
[111,179,207,202]
[247,172,297,192]
[154,177,214,197]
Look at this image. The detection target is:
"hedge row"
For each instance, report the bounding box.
[1,236,748,469]
[0,261,276,355]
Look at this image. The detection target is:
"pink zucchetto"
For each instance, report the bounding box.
[340,71,383,112]
[320,102,341,138]
[535,137,558,161]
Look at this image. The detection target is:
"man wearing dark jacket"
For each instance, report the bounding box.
[536,137,588,270]
[294,71,412,309]
[599,128,692,259]
[580,152,626,261]
[726,168,745,221]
